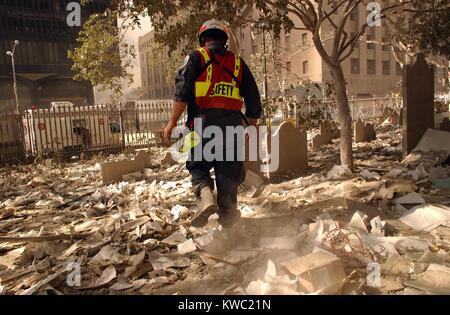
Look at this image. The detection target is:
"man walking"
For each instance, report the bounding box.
[164,19,262,228]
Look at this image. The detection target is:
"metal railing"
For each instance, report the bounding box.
[0,100,183,164]
[295,96,403,122]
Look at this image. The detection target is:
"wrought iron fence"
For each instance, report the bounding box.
[295,96,403,122]
[0,100,183,164]
[0,97,407,165]
[0,110,24,163]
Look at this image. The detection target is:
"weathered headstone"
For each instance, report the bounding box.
[354,118,376,143]
[271,121,308,172]
[402,53,435,154]
[100,150,152,183]
[321,120,340,139]
[312,120,339,149]
[100,157,145,184]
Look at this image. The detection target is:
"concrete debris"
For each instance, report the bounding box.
[327,165,352,179]
[406,264,450,294]
[384,168,404,178]
[281,251,346,294]
[161,231,188,246]
[243,169,264,189]
[348,211,369,234]
[360,169,381,180]
[412,128,450,161]
[400,204,450,232]
[408,164,429,181]
[396,192,425,205]
[177,239,197,255]
[1,122,450,295]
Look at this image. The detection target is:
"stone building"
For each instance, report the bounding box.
[138,30,174,100]
[0,0,109,109]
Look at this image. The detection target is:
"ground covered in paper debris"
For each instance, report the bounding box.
[1,123,450,295]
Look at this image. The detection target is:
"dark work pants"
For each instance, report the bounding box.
[186,109,245,216]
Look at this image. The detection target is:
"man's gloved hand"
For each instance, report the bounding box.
[163,120,177,144]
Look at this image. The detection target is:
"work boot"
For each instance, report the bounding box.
[191,187,217,227]
[218,209,241,229]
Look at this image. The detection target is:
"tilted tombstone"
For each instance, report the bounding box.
[354,118,376,143]
[312,120,339,149]
[269,121,308,173]
[402,53,435,154]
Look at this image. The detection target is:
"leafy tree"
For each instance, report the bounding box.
[68,7,136,102]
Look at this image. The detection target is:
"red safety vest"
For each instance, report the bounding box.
[194,47,244,111]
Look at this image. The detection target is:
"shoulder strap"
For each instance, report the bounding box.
[195,48,213,82]
[195,49,242,88]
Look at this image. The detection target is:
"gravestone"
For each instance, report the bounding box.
[271,121,308,173]
[312,120,340,149]
[402,53,435,154]
[354,119,376,143]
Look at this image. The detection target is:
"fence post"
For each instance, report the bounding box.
[372,94,376,117]
[119,103,126,150]
[17,108,26,163]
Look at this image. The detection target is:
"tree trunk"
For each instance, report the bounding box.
[330,64,354,169]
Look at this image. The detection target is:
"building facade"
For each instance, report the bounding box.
[236,4,447,99]
[138,30,174,100]
[138,4,447,101]
[0,0,109,109]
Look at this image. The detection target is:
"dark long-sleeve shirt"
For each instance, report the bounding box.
[174,44,262,125]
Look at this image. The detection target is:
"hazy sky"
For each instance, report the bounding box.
[94,16,152,102]
[123,15,152,91]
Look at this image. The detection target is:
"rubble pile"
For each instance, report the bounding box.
[0,123,449,295]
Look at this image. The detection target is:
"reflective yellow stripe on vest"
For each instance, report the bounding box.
[233,54,240,86]
[195,48,212,97]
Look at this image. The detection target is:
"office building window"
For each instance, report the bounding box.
[303,61,308,74]
[285,34,291,51]
[367,59,376,75]
[367,34,375,50]
[301,33,308,46]
[351,58,360,74]
[382,61,390,75]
